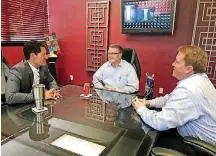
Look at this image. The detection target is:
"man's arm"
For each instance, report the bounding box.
[148,94,170,108]
[6,69,34,104]
[45,67,59,90]
[93,65,105,89]
[136,87,202,131]
[116,65,139,93]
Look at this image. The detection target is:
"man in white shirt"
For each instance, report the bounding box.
[6,40,61,104]
[93,44,139,93]
[132,45,216,146]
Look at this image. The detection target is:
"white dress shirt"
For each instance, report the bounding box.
[137,73,216,145]
[28,61,40,86]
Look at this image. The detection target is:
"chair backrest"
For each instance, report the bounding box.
[122,48,141,80]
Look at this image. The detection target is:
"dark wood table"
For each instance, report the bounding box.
[1,85,159,156]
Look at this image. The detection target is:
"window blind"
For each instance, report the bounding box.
[1,0,49,42]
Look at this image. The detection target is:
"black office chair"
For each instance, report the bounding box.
[122,48,141,80]
[151,137,216,156]
[183,137,216,156]
[151,147,186,156]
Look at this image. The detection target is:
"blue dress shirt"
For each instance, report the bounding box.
[137,73,216,145]
[93,60,139,93]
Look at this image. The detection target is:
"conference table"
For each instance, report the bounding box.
[1,85,159,156]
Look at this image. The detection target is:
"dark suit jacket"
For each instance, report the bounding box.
[6,60,59,104]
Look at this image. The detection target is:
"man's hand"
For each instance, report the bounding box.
[132,97,149,110]
[44,100,57,105]
[45,88,56,100]
[45,88,62,100]
[138,98,150,106]
[53,89,62,99]
[104,87,116,91]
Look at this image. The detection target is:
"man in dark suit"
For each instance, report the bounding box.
[6,40,61,104]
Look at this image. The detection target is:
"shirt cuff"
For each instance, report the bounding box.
[136,106,148,115]
[149,100,156,107]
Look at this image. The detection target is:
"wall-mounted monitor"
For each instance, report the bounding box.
[121,0,177,35]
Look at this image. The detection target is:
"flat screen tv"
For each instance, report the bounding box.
[121,0,177,35]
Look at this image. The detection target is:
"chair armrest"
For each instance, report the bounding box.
[151,147,186,156]
[183,136,216,155]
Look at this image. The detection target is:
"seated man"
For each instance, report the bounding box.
[93,44,139,93]
[6,40,61,104]
[132,45,216,145]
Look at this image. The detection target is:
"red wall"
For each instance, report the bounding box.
[49,0,197,96]
[2,46,24,67]
[2,0,197,96]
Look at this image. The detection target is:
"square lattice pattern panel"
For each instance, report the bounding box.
[86,1,110,71]
[192,0,216,85]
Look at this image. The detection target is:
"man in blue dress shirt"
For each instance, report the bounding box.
[133,45,216,146]
[93,44,139,93]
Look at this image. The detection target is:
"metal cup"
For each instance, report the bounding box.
[33,84,45,110]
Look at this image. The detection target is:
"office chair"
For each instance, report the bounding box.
[151,147,186,156]
[122,48,141,80]
[151,137,216,156]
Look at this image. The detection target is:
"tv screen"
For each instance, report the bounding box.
[121,0,177,35]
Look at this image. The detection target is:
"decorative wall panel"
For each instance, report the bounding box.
[86,1,110,71]
[192,0,216,85]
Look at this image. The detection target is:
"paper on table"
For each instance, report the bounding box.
[51,134,106,156]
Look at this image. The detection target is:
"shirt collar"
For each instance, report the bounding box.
[27,61,39,73]
[119,59,124,67]
[177,73,207,84]
[108,59,124,67]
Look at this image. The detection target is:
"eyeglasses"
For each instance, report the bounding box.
[108,52,121,55]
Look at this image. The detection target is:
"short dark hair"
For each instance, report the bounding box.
[23,40,46,60]
[109,44,124,54]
